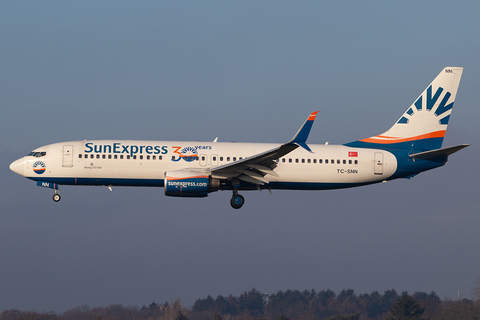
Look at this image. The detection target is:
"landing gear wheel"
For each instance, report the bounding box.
[230,194,245,209]
[52,193,61,202]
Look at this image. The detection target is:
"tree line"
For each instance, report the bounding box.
[1,288,480,320]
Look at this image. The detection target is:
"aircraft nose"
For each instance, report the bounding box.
[9,158,24,176]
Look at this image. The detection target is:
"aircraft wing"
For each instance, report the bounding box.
[207,111,319,185]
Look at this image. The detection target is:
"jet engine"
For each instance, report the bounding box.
[164,170,220,197]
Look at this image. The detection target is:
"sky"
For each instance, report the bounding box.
[1,0,480,313]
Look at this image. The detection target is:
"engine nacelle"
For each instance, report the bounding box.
[164,170,220,197]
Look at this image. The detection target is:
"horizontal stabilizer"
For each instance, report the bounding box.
[409,144,469,160]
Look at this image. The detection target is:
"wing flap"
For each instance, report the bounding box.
[245,164,280,177]
[238,174,266,185]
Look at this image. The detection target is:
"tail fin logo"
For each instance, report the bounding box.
[397,85,453,126]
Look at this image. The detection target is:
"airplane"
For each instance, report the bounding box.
[10,67,469,209]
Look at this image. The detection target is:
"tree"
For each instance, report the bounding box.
[238,288,265,317]
[335,289,359,315]
[325,313,360,320]
[437,299,480,320]
[358,291,385,318]
[174,310,188,320]
[472,275,480,301]
[192,295,215,312]
[211,312,223,320]
[383,294,425,320]
[276,314,289,320]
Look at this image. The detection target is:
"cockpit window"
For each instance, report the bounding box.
[28,151,46,157]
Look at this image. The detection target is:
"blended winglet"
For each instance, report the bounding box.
[286,111,319,152]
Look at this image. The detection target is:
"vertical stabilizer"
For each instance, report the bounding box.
[346,67,463,151]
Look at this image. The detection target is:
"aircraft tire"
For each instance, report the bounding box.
[230,194,245,209]
[53,194,61,202]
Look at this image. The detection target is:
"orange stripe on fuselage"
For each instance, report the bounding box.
[359,130,446,144]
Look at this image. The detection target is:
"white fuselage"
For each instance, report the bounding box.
[11,140,397,189]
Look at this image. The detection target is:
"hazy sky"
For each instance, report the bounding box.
[1,1,480,313]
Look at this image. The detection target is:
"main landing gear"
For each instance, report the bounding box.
[230,189,245,209]
[52,189,61,202]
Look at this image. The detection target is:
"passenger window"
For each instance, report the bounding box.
[114,155,118,159]
[96,154,100,159]
[331,159,334,164]
[213,156,216,161]
[349,160,352,164]
[90,154,94,159]
[301,159,305,163]
[220,157,223,161]
[307,159,311,163]
[227,157,230,161]
[239,157,243,160]
[313,159,316,163]
[282,158,285,163]
[140,155,143,160]
[319,159,322,164]
[355,160,358,165]
[102,155,106,159]
[233,157,236,161]
[120,155,124,159]
[127,155,130,159]
[325,159,328,164]
[337,159,340,164]
[108,155,112,159]
[133,155,137,160]
[153,155,156,160]
[289,158,292,163]
[159,156,162,160]
[79,154,82,159]
[343,160,346,164]
[147,155,150,160]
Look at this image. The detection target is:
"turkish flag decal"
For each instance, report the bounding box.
[348,152,358,157]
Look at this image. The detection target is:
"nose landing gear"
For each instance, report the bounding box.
[52,189,61,202]
[36,181,61,202]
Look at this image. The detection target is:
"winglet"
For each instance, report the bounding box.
[286,111,319,152]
